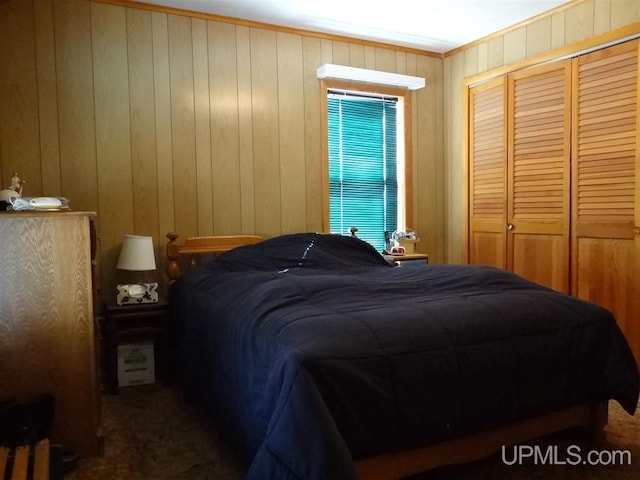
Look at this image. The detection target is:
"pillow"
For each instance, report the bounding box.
[208,233,391,272]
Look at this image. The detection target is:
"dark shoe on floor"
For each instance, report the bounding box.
[62,449,79,473]
[0,402,36,448]
[26,394,55,441]
[0,394,55,448]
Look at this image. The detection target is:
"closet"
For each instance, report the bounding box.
[468,39,639,363]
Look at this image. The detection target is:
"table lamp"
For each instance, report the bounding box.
[115,235,158,305]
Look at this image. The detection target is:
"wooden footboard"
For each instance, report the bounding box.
[356,401,608,480]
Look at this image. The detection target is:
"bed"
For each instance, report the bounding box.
[166,232,639,480]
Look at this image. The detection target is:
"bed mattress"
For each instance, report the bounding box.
[171,233,639,480]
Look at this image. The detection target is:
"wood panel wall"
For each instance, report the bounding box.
[0,0,443,296]
[445,0,640,264]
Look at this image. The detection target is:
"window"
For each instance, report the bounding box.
[323,83,411,252]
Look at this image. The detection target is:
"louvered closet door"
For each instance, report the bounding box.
[507,61,571,293]
[469,78,507,268]
[572,39,640,365]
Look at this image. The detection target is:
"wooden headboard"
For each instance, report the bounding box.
[166,232,263,285]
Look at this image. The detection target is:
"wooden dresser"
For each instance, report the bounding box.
[0,211,103,457]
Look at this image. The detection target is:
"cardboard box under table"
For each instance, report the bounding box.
[117,342,155,387]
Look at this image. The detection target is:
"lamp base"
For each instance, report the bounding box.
[116,282,159,305]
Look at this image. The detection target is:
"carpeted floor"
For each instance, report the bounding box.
[67,385,639,479]
[66,385,243,480]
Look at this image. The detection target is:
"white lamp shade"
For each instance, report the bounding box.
[116,235,157,271]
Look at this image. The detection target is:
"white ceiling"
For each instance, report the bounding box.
[136,0,571,53]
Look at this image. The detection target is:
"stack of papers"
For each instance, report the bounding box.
[9,197,70,211]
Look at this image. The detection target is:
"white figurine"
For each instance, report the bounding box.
[10,172,24,195]
[0,172,24,203]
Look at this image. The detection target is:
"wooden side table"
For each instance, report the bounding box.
[104,297,170,394]
[383,253,429,266]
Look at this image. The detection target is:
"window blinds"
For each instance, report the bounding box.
[327,92,398,251]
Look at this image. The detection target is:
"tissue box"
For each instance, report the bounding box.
[117,342,155,387]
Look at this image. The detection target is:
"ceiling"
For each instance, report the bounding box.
[135,0,571,53]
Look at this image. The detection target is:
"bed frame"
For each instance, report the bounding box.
[165,232,608,480]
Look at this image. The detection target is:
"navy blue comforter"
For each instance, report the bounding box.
[171,233,639,480]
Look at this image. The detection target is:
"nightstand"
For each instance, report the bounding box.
[104,297,170,394]
[383,253,429,266]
